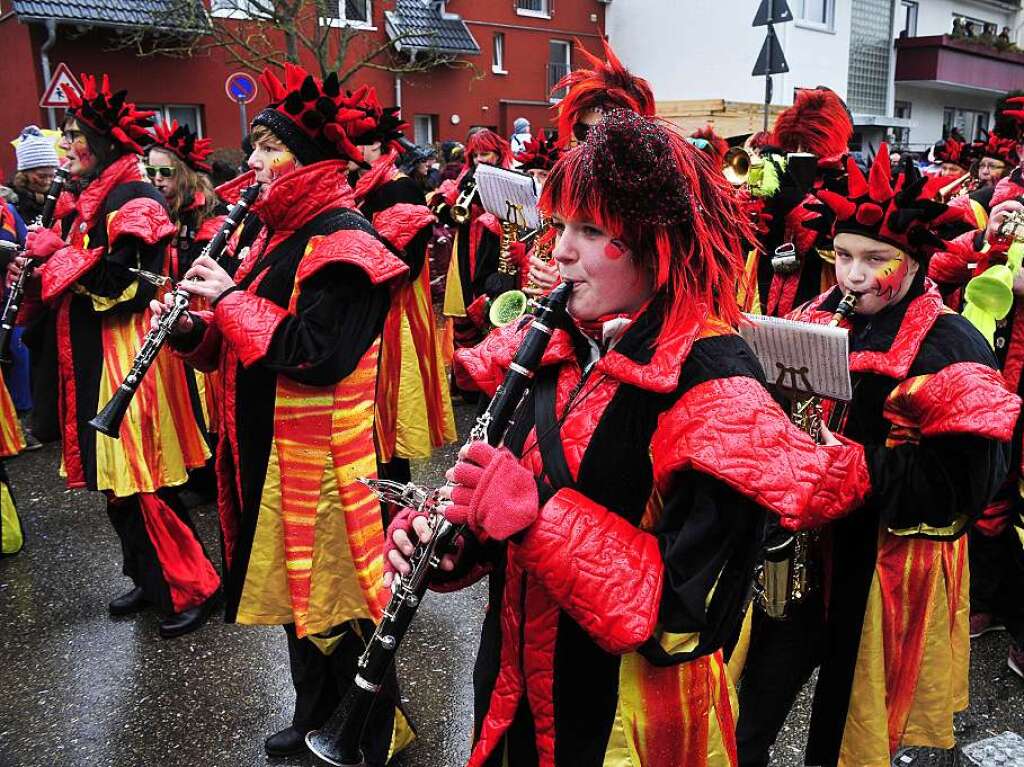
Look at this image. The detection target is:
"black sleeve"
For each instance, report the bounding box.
[638,470,765,666]
[76,235,162,315]
[472,228,501,297]
[262,263,390,386]
[168,312,208,354]
[864,433,1009,536]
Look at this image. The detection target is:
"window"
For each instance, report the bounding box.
[899,1,917,38]
[795,0,834,31]
[893,100,912,146]
[846,0,893,115]
[140,104,204,137]
[322,0,373,28]
[547,40,571,101]
[413,115,436,147]
[492,32,506,74]
[210,0,267,19]
[943,107,989,142]
[516,0,550,19]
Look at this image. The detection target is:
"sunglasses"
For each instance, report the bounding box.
[145,165,176,179]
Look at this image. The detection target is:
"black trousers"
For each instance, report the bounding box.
[969,524,1024,645]
[284,621,402,766]
[736,592,827,767]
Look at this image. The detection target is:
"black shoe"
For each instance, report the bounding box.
[264,726,308,758]
[158,589,220,639]
[109,586,149,616]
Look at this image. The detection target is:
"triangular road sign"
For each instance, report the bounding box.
[753,0,793,26]
[40,63,83,109]
[752,27,790,76]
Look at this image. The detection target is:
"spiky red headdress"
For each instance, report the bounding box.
[1000,95,1024,140]
[771,88,853,160]
[341,85,408,150]
[973,130,1019,166]
[465,129,513,169]
[253,63,379,166]
[65,74,155,155]
[933,135,972,169]
[514,134,560,172]
[541,109,754,329]
[152,120,212,173]
[689,124,729,165]
[806,143,961,260]
[553,39,655,146]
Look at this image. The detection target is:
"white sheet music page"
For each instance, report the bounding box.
[474,164,541,229]
[739,313,853,401]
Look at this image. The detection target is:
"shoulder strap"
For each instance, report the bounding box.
[533,369,575,490]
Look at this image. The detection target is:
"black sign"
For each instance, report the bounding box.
[753,0,793,27]
[752,26,790,76]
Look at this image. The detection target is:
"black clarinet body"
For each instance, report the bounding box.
[89,184,260,438]
[0,167,69,358]
[306,280,573,767]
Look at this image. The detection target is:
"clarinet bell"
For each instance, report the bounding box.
[89,385,133,438]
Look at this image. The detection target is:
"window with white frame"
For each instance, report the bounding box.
[943,107,989,142]
[795,0,834,31]
[322,0,373,28]
[492,32,507,74]
[893,100,912,146]
[547,40,571,101]
[413,115,436,147]
[517,0,550,19]
[899,1,918,37]
[140,104,204,137]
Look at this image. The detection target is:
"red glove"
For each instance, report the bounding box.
[444,442,539,541]
[25,228,66,261]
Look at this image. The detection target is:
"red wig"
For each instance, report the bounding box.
[554,39,655,146]
[540,110,753,330]
[689,123,729,166]
[465,128,513,169]
[771,88,853,159]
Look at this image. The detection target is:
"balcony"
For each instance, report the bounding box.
[895,35,1024,95]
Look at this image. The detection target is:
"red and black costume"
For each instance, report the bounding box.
[22,75,218,629]
[437,110,872,767]
[170,64,413,761]
[737,146,1020,767]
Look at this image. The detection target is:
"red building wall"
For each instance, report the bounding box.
[0,1,604,178]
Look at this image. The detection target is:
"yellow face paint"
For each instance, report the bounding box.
[873,252,910,302]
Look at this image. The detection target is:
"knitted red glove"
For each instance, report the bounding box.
[444,442,539,541]
[25,228,65,261]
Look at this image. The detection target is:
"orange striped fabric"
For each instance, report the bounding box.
[0,370,25,458]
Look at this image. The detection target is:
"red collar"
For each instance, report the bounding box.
[252,160,357,232]
[60,154,145,231]
[216,169,257,205]
[353,151,400,202]
[799,280,947,378]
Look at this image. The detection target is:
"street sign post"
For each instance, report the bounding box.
[225,72,258,143]
[751,0,792,131]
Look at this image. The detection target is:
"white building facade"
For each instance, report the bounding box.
[607,0,1024,155]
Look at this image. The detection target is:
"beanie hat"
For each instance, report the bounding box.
[513,117,530,134]
[15,125,59,171]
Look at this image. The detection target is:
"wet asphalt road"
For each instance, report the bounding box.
[2,401,1024,766]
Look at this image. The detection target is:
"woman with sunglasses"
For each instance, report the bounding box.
[10,74,219,637]
[386,110,874,766]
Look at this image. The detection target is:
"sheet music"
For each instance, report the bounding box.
[474,164,541,229]
[739,313,853,401]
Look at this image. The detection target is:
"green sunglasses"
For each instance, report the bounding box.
[145,165,176,179]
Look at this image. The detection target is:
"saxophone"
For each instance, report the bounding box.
[755,292,858,619]
[488,202,532,327]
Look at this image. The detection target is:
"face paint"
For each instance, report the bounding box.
[268,151,297,183]
[604,240,626,261]
[872,253,910,301]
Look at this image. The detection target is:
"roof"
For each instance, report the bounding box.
[385,0,479,57]
[12,0,211,33]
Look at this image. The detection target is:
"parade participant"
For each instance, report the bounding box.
[9,125,60,223]
[929,196,1024,679]
[744,87,853,317]
[348,89,456,486]
[737,144,1020,767]
[9,74,219,637]
[553,39,655,146]
[989,96,1024,211]
[689,123,730,166]
[513,134,561,297]
[434,128,513,350]
[510,116,532,154]
[156,63,413,762]
[388,110,874,766]
[0,201,26,555]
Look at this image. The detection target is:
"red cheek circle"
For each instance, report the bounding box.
[604,241,625,260]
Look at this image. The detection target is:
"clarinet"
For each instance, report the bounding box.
[306,280,574,767]
[0,167,69,357]
[89,184,260,438]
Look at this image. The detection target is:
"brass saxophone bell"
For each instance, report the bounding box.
[489,289,529,327]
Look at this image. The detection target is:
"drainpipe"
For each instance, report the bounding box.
[394,73,402,110]
[40,18,58,130]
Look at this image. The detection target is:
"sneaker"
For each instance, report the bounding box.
[969,612,1006,638]
[20,429,42,452]
[1009,644,1024,680]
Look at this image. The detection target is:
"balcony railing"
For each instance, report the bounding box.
[895,34,1024,94]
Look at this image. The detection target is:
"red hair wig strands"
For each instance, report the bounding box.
[771,88,853,159]
[465,128,513,169]
[553,38,656,146]
[540,115,754,331]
